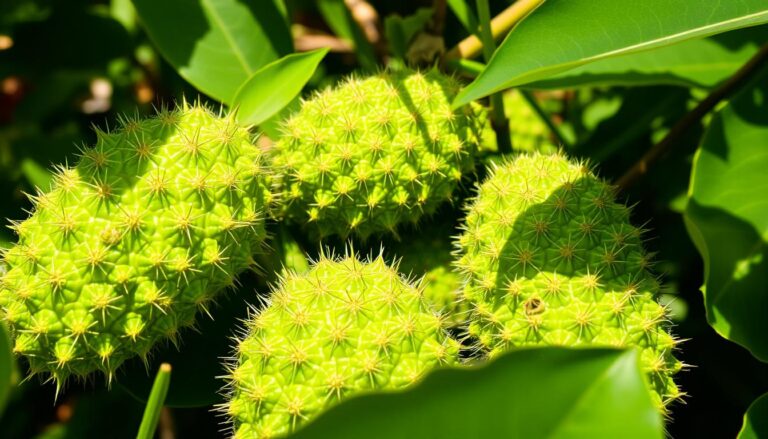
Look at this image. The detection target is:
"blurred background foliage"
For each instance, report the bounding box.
[0,0,766,438]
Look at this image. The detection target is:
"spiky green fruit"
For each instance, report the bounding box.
[0,105,273,384]
[391,224,466,327]
[455,153,682,411]
[272,68,480,239]
[225,252,458,438]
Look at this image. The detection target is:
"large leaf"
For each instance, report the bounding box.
[738,393,768,439]
[684,63,768,361]
[293,348,662,439]
[529,27,768,89]
[132,0,292,104]
[232,49,327,126]
[455,0,768,106]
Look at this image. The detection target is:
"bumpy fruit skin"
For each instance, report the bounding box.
[272,68,480,240]
[391,224,466,327]
[0,105,273,384]
[455,153,682,412]
[225,253,458,438]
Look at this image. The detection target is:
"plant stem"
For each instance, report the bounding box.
[445,58,486,77]
[137,363,172,439]
[444,0,544,61]
[615,43,768,190]
[476,0,511,154]
[520,90,572,149]
[430,0,447,35]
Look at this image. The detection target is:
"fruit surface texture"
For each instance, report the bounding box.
[225,253,457,438]
[272,68,479,239]
[456,153,682,410]
[0,105,273,383]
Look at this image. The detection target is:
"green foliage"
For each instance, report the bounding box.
[739,392,768,439]
[684,64,768,362]
[293,348,662,439]
[456,153,681,411]
[529,27,768,89]
[224,252,457,438]
[455,0,768,105]
[132,0,292,103]
[272,68,480,239]
[2,1,768,438]
[233,49,328,126]
[0,105,273,383]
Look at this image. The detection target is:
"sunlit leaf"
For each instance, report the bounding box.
[684,63,768,361]
[293,348,662,439]
[455,0,768,106]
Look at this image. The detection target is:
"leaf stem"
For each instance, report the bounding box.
[136,363,172,439]
[444,0,544,61]
[520,90,572,149]
[445,58,486,77]
[476,0,511,154]
[615,43,768,190]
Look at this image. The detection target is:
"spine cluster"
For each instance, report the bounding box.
[224,252,457,438]
[271,68,481,240]
[455,153,682,411]
[0,104,273,384]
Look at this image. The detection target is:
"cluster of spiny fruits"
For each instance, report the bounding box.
[0,67,682,438]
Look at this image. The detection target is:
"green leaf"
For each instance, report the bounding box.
[132,0,292,104]
[317,0,377,70]
[447,0,478,35]
[136,363,172,439]
[529,27,768,89]
[292,348,662,439]
[0,322,13,416]
[739,393,768,439]
[455,0,768,106]
[233,49,327,126]
[684,63,768,362]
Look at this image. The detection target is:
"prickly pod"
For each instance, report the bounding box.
[0,104,274,385]
[271,67,482,240]
[455,152,683,411]
[224,251,458,438]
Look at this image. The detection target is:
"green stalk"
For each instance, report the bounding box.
[136,363,172,439]
[444,58,486,77]
[476,0,511,154]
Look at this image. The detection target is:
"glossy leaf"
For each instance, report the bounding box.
[455,0,768,106]
[684,64,768,361]
[738,393,768,439]
[232,49,328,126]
[529,27,768,89]
[132,0,292,103]
[292,348,662,439]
